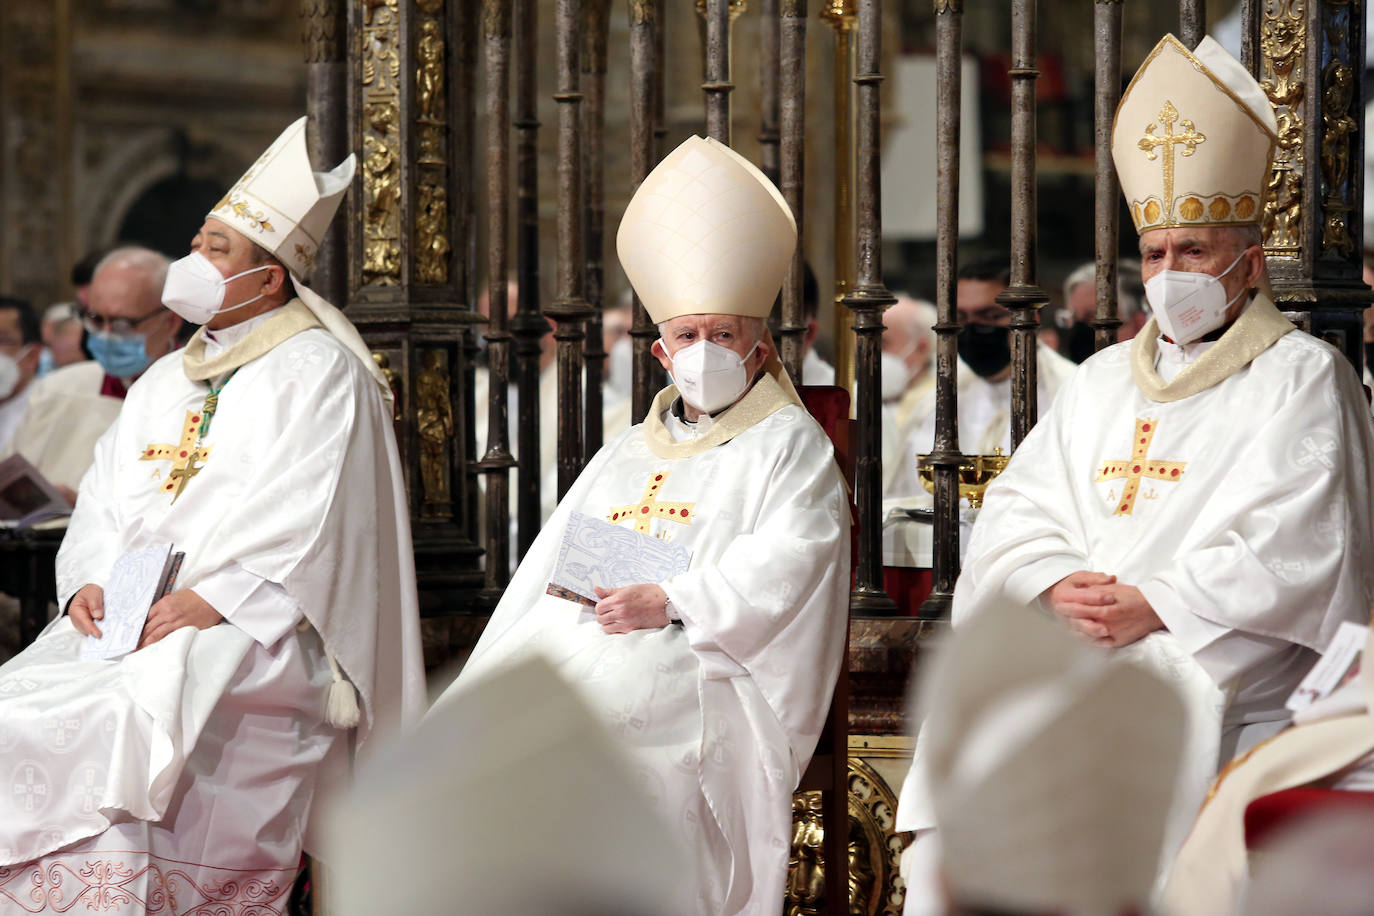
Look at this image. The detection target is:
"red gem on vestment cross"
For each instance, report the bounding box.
[606,470,697,533]
[1095,418,1188,516]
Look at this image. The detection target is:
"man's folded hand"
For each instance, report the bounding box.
[138,588,223,649]
[593,584,670,635]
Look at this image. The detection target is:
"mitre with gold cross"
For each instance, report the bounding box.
[1113,34,1278,233]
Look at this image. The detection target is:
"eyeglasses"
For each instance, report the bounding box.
[81,305,164,337]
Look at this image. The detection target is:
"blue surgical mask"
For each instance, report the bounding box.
[88,332,151,379]
[36,347,56,377]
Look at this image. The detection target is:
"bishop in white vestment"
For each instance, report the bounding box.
[898,35,1374,915]
[0,119,424,912]
[436,136,849,916]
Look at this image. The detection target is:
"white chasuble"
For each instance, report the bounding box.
[440,375,850,916]
[897,316,1374,895]
[0,319,424,911]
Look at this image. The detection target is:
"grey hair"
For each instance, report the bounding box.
[883,294,936,354]
[93,246,171,306]
[1063,259,1145,320]
[656,315,768,343]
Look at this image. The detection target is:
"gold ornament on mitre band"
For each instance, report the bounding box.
[1113,35,1278,233]
[204,117,391,398]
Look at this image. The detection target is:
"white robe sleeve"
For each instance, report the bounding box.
[54,423,124,609]
[191,562,302,648]
[660,425,850,760]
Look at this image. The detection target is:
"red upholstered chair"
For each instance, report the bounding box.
[796,384,853,916]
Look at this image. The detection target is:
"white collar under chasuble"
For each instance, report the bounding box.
[644,372,795,459]
[1130,288,1294,402]
[182,298,321,381]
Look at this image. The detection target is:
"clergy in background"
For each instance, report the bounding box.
[2,247,176,500]
[0,295,40,455]
[435,135,849,916]
[897,34,1374,915]
[0,118,425,906]
[883,258,1078,501]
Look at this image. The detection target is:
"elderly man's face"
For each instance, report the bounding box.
[652,314,767,369]
[189,217,286,330]
[1138,227,1264,324]
[88,262,180,362]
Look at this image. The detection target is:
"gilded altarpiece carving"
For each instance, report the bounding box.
[340,0,487,636]
[1259,0,1305,258]
[1250,0,1369,370]
[788,756,907,916]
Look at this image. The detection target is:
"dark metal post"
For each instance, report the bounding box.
[480,0,516,588]
[823,1,858,394]
[511,0,545,560]
[759,0,781,186]
[700,0,736,144]
[582,0,611,456]
[548,0,594,497]
[844,0,897,617]
[1093,0,1124,353]
[628,0,661,423]
[1180,0,1206,50]
[919,0,964,621]
[996,0,1049,451]
[652,0,667,159]
[777,0,809,382]
[300,0,348,308]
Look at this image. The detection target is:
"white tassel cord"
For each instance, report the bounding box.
[325,652,361,729]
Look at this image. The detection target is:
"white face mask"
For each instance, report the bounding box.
[0,348,26,400]
[161,251,271,326]
[880,351,911,401]
[1144,249,1249,345]
[665,337,759,414]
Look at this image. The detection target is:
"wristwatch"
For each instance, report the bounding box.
[664,594,682,624]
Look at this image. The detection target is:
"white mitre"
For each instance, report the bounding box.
[616,134,796,324]
[921,607,1187,915]
[321,657,687,916]
[1113,34,1278,233]
[208,117,389,393]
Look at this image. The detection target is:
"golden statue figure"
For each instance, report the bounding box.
[416,349,453,508]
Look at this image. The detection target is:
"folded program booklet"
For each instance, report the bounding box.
[546,512,692,607]
[81,543,185,661]
[0,454,71,526]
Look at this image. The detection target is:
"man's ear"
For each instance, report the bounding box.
[264,263,288,297]
[804,317,819,347]
[1243,245,1266,289]
[651,337,673,373]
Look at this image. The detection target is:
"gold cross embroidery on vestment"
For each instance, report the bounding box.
[140,410,214,504]
[1095,418,1187,516]
[1138,100,1206,222]
[607,471,696,535]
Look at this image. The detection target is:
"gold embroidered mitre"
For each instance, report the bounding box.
[208,116,355,279]
[1113,35,1277,233]
[616,135,796,323]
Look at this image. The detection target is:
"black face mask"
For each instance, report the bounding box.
[1066,321,1096,363]
[958,323,1012,378]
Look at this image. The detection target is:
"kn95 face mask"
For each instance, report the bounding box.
[665,338,759,414]
[161,251,271,326]
[1144,249,1249,345]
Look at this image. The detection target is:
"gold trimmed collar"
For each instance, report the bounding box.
[642,372,794,459]
[1130,288,1294,402]
[182,298,322,382]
